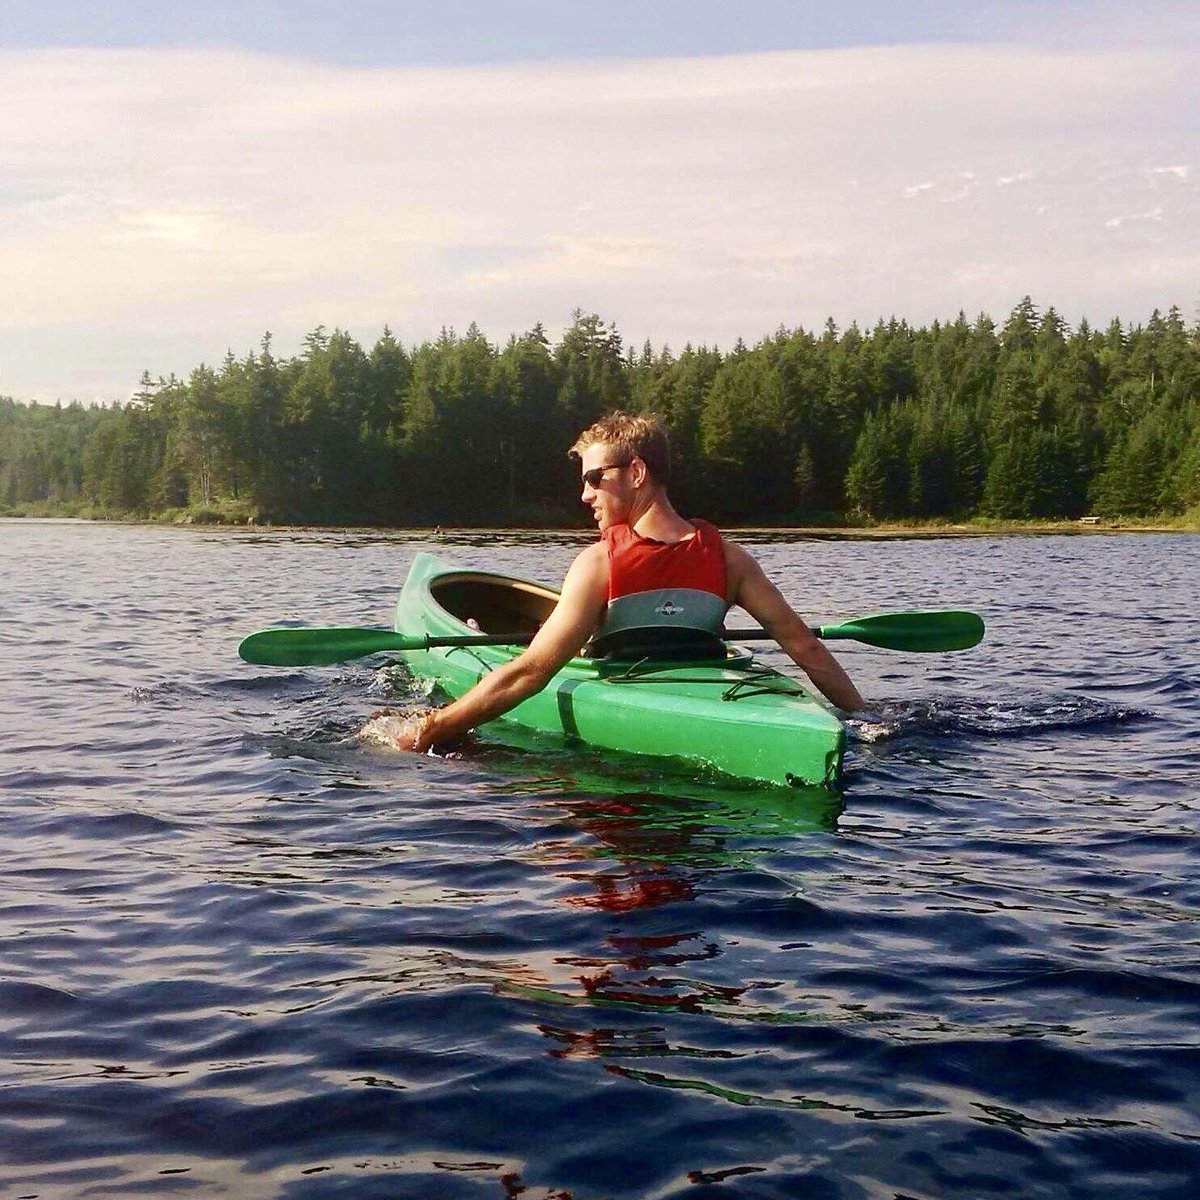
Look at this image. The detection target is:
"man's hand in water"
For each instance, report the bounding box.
[357,708,432,751]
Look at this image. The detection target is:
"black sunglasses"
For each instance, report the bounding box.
[581,462,630,488]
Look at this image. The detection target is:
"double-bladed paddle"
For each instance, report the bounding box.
[238,609,984,667]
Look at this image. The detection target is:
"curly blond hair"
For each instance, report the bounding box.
[569,411,670,484]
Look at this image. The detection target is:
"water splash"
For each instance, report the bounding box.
[846,693,1151,744]
[356,706,426,749]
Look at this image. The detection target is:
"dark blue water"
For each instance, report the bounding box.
[2,520,1198,1199]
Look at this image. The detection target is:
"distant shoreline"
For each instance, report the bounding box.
[3,512,1196,538]
[736,518,1197,538]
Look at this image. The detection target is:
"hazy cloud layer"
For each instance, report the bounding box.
[2,42,1196,401]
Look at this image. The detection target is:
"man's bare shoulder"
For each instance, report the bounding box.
[569,538,607,572]
[720,535,752,565]
[561,539,609,596]
[573,539,607,565]
[720,537,762,595]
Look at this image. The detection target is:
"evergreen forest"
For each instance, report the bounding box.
[2,298,1198,528]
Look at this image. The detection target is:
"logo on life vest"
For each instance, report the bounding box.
[656,599,684,617]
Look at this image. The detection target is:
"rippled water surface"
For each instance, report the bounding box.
[2,520,1198,1199]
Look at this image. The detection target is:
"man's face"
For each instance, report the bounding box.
[578,442,634,531]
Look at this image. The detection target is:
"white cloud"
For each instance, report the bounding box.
[1105,207,1166,229]
[0,42,1196,401]
[106,204,239,245]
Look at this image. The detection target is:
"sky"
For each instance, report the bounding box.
[1,1,1197,403]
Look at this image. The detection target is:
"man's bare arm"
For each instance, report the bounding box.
[408,544,609,750]
[725,542,865,712]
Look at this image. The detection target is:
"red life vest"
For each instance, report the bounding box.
[591,519,729,658]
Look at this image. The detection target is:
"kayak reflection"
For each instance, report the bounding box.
[483,759,842,1034]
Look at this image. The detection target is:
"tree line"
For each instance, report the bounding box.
[2,299,1198,526]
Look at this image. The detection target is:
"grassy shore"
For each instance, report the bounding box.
[3,500,1197,538]
[760,514,1200,538]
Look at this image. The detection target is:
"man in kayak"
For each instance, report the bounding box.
[391,411,864,752]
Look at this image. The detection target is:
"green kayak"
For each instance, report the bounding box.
[393,552,845,788]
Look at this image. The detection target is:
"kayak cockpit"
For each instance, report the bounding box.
[428,572,559,637]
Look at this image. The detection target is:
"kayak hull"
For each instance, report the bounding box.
[394,552,845,788]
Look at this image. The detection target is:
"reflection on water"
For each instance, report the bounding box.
[1,522,1198,1199]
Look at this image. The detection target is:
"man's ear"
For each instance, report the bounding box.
[630,456,648,487]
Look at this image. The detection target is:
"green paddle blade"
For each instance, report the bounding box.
[237,626,540,665]
[815,610,985,652]
[238,627,421,666]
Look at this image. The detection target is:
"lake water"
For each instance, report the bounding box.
[2,519,1198,1199]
